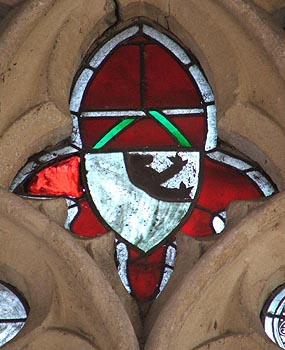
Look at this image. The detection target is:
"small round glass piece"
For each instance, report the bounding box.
[261,285,285,348]
[0,282,29,346]
[212,211,226,235]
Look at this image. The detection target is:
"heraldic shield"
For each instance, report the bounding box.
[9,23,277,302]
[85,150,200,253]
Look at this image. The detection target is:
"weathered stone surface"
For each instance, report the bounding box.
[0,0,284,348]
[145,193,285,350]
[27,198,68,227]
[0,3,11,21]
[0,190,139,350]
[252,0,285,13]
[0,0,24,5]
[85,232,143,338]
[226,198,267,227]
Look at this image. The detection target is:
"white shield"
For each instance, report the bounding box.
[85,151,200,253]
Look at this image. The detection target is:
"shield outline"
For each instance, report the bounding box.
[82,148,203,254]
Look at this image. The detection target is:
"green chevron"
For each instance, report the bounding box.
[148,110,192,147]
[93,118,136,149]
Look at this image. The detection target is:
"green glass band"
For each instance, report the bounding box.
[93,118,136,149]
[149,110,192,147]
[93,110,192,149]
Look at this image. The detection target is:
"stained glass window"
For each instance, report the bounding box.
[261,285,285,348]
[0,281,28,346]
[10,23,277,302]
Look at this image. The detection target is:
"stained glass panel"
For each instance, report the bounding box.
[11,23,277,302]
[261,285,285,349]
[83,45,141,110]
[144,44,201,108]
[197,157,264,212]
[0,282,28,347]
[101,118,180,148]
[71,200,108,237]
[26,156,82,198]
[128,245,167,302]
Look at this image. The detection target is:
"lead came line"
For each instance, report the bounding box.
[0,318,27,323]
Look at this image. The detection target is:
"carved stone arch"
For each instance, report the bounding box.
[145,193,285,350]
[0,190,139,350]
[0,1,284,349]
[0,0,284,187]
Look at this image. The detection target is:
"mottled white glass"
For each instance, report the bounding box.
[212,214,226,234]
[89,26,139,69]
[207,151,251,170]
[0,283,27,347]
[162,108,204,115]
[81,111,146,117]
[189,65,214,103]
[165,245,176,267]
[71,114,82,148]
[246,171,275,196]
[116,241,131,293]
[69,68,93,112]
[64,199,78,231]
[81,108,205,118]
[0,323,25,347]
[37,146,78,163]
[9,161,37,192]
[143,25,191,65]
[85,152,197,252]
[263,287,285,349]
[159,267,174,294]
[205,105,217,151]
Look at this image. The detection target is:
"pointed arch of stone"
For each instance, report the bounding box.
[0,0,283,189]
[0,189,139,350]
[0,0,284,348]
[144,193,285,350]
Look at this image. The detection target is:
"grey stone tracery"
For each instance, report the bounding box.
[0,0,284,349]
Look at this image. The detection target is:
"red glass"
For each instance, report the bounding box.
[82,46,141,110]
[144,44,202,108]
[171,116,206,148]
[128,245,167,302]
[197,158,262,211]
[180,208,214,237]
[80,118,120,148]
[71,200,108,237]
[27,156,83,197]
[106,118,179,148]
[128,35,151,43]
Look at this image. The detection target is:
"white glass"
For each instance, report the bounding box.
[89,26,139,69]
[247,171,275,196]
[69,68,93,112]
[207,151,251,170]
[84,152,196,253]
[205,105,217,151]
[143,25,191,65]
[189,65,214,103]
[116,242,131,293]
[0,283,27,347]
